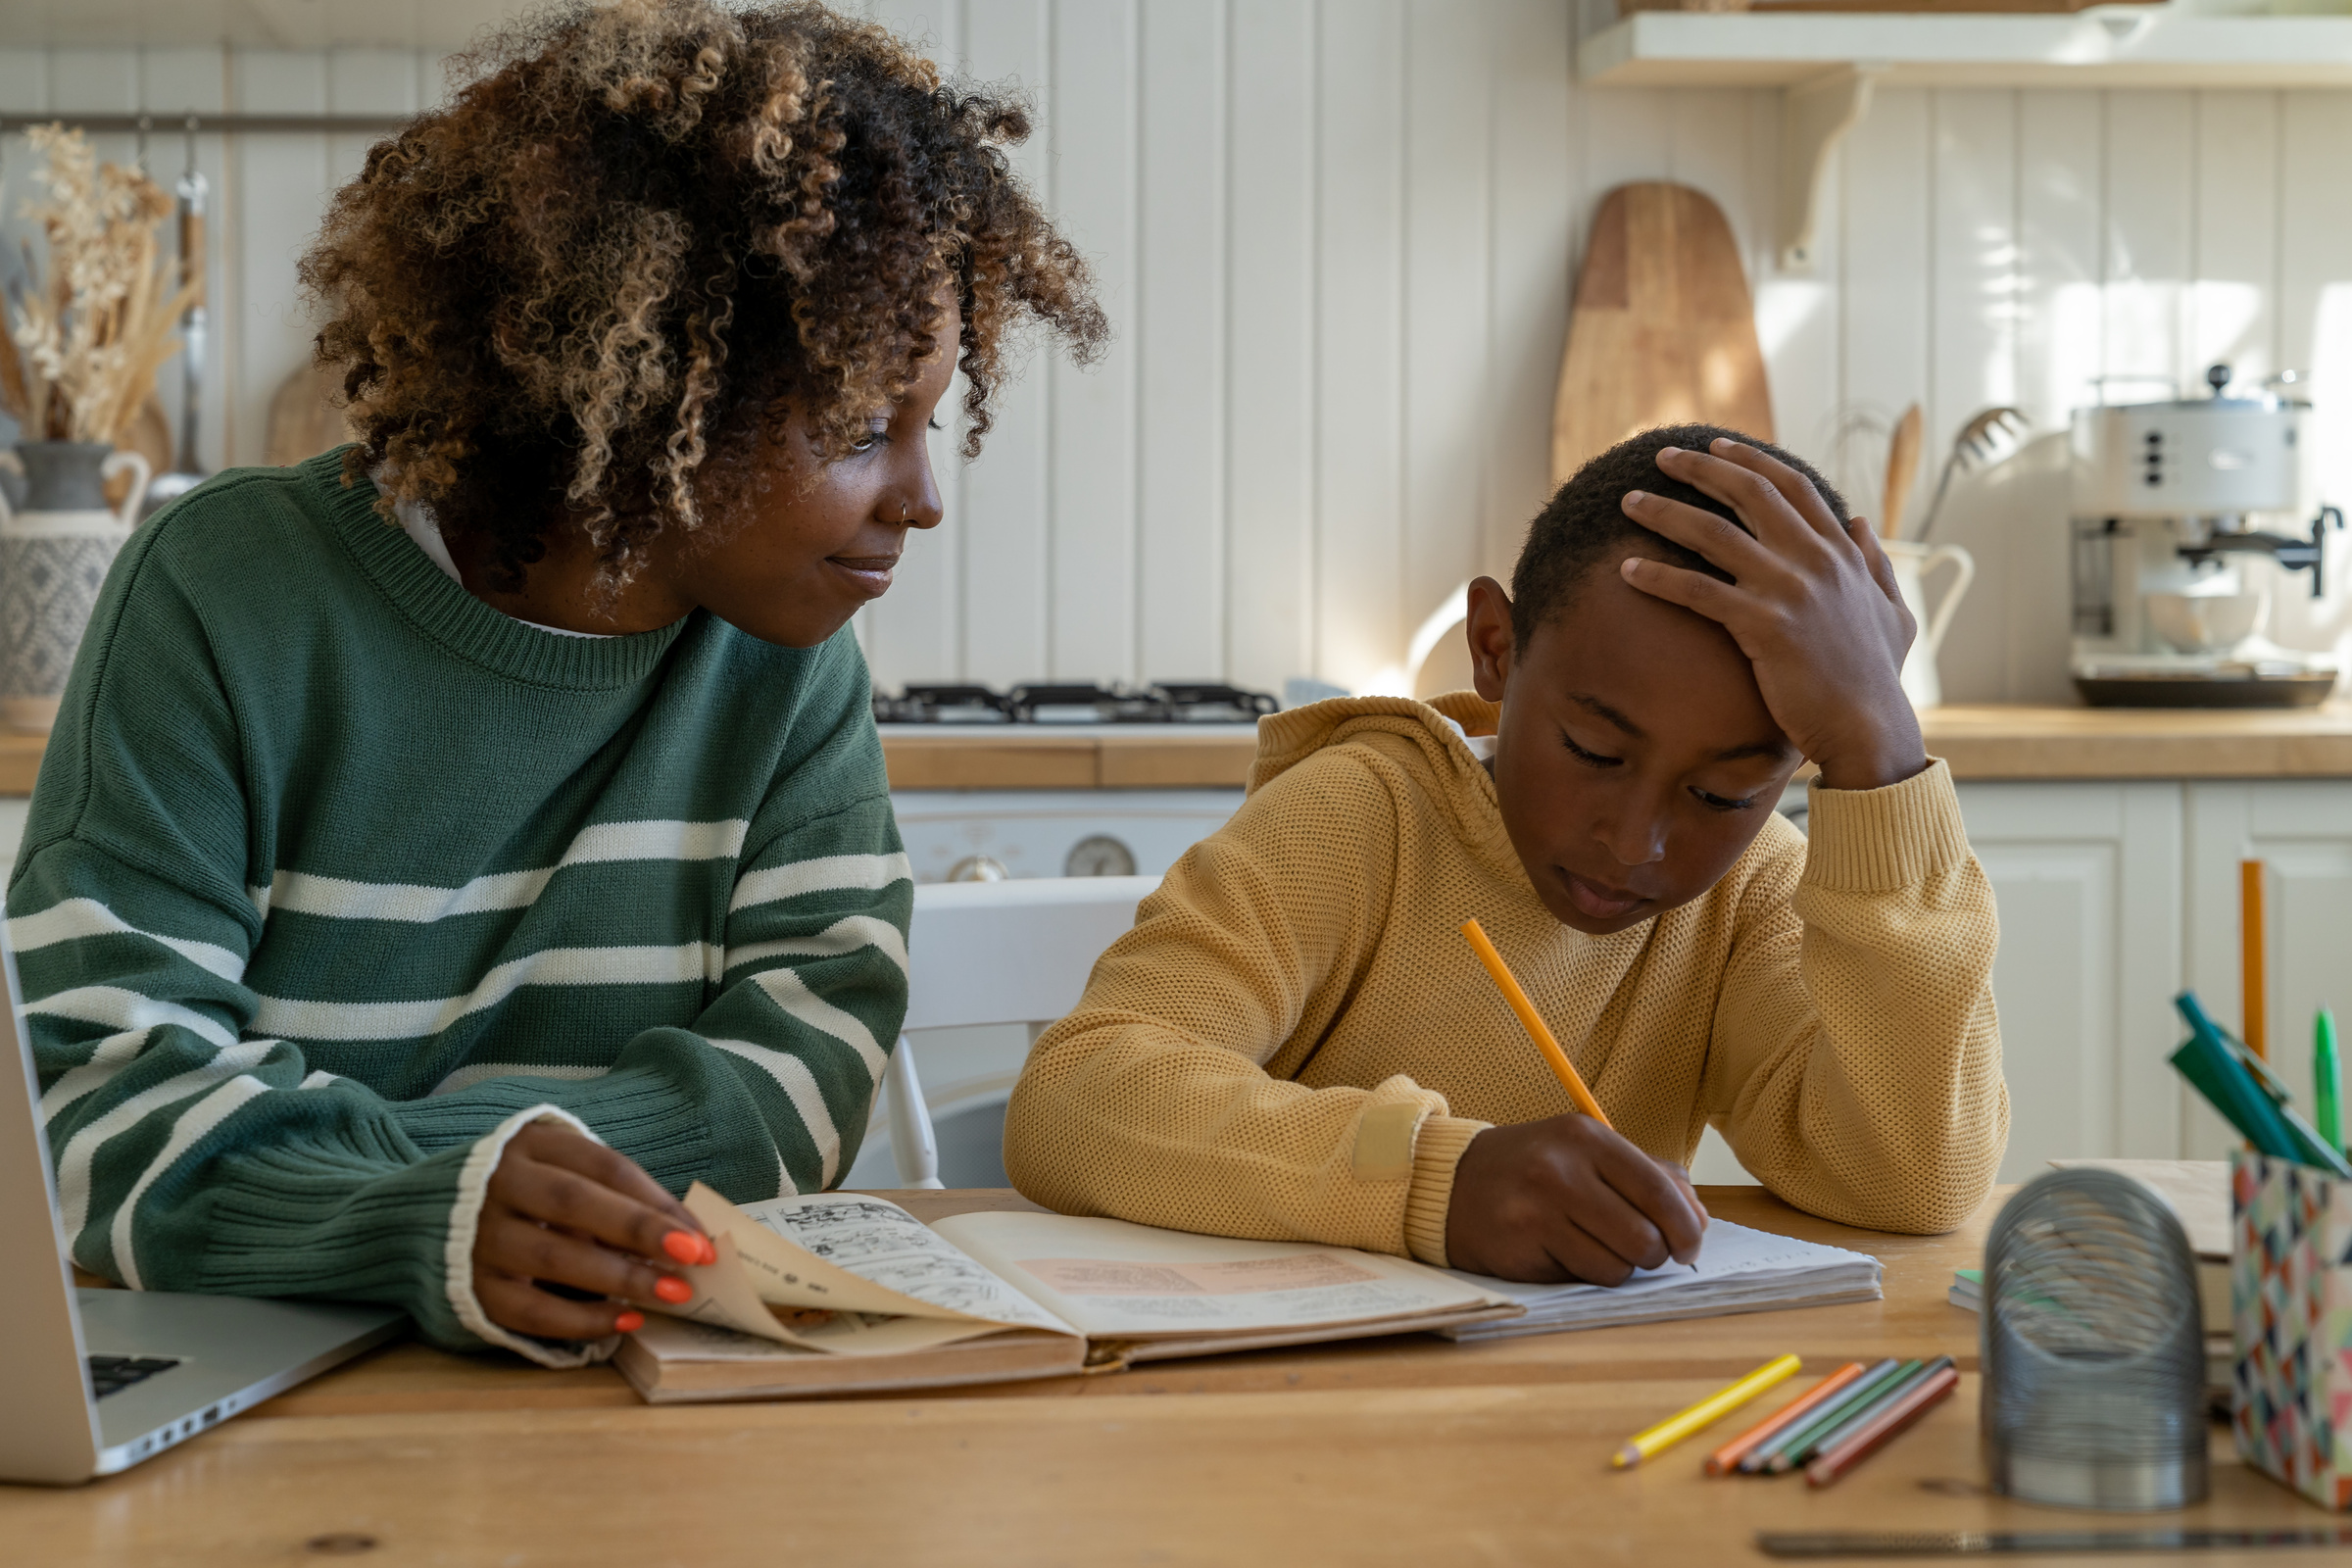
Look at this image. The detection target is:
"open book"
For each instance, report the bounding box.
[614,1184,1524,1402]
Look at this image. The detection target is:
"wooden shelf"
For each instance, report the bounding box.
[1578,12,2352,90]
[1579,12,2352,267]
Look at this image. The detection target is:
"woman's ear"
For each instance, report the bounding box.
[1465,576,1514,703]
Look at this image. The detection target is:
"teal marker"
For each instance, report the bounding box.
[2318,1007,2342,1154]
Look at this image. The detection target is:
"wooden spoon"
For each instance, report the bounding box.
[1880,403,1922,541]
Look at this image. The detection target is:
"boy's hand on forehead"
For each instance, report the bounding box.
[1616,439,1929,792]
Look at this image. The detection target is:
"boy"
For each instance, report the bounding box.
[1002,428,2004,1284]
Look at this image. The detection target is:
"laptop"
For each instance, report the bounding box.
[0,933,405,1485]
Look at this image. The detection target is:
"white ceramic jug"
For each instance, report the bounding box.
[1882,538,1975,710]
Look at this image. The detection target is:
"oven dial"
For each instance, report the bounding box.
[1063,835,1137,878]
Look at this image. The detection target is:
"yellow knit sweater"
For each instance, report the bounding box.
[1002,693,2006,1265]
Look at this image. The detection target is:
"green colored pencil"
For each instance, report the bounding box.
[1738,1358,1902,1474]
[1786,1356,1955,1470]
[2318,1007,2342,1153]
[1764,1359,1924,1474]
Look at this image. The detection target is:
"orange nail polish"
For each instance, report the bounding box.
[700,1235,719,1265]
[613,1310,644,1333]
[662,1230,705,1265]
[654,1275,693,1304]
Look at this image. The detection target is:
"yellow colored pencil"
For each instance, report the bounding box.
[1612,1354,1802,1469]
[1461,917,1612,1129]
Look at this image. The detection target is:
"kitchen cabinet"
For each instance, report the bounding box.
[1954,782,2184,1180]
[2181,781,2352,1160]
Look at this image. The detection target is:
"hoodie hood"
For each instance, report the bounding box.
[1248,691,1498,798]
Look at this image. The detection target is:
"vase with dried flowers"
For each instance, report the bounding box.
[0,123,194,732]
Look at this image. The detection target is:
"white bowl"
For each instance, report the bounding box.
[2146,592,2265,655]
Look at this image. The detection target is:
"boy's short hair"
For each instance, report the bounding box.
[1508,423,1849,649]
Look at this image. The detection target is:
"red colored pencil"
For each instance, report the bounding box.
[1802,1363,1960,1488]
[1703,1361,1865,1476]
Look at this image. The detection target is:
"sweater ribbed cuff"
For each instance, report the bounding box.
[1800,757,1972,893]
[1402,1116,1490,1268]
[443,1104,616,1369]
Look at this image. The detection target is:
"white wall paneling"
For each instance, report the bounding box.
[13,16,2352,701]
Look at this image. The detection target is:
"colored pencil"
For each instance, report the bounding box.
[1785,1356,1954,1470]
[1759,1358,1919,1474]
[2243,858,2268,1061]
[1612,1353,1801,1469]
[1804,1362,1962,1488]
[1738,1358,1901,1474]
[2319,1007,2342,1153]
[1461,918,1612,1129]
[1704,1361,1865,1476]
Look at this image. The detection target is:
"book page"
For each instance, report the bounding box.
[684,1185,1076,1337]
[1441,1218,1878,1309]
[932,1210,1508,1340]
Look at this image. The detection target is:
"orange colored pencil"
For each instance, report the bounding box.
[1702,1361,1865,1476]
[1460,918,1611,1128]
[2242,858,2268,1061]
[1803,1363,1961,1488]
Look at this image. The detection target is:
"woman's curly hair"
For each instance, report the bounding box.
[299,0,1107,589]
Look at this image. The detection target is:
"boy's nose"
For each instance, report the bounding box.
[1594,809,1668,867]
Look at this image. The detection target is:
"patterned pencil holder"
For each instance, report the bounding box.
[2231,1150,2352,1509]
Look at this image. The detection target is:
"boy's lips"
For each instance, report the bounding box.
[826,554,900,597]
[1558,868,1647,920]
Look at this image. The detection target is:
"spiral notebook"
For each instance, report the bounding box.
[1434,1218,1883,1341]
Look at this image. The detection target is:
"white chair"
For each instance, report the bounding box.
[880,875,1155,1188]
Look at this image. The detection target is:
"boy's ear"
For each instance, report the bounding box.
[1465,576,1513,703]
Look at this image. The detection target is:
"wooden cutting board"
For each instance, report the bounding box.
[1550,181,1774,489]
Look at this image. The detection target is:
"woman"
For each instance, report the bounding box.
[12,0,1103,1365]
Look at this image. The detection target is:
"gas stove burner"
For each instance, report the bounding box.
[1006,684,1164,723]
[872,684,1011,724]
[874,681,1280,725]
[1150,683,1279,723]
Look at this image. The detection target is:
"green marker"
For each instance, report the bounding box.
[2318,1007,2342,1154]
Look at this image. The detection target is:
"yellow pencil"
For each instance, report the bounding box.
[1460,917,1612,1128]
[1612,1353,1802,1469]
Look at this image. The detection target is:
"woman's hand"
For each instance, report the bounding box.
[1618,438,1928,792]
[471,1121,717,1342]
[1445,1116,1708,1284]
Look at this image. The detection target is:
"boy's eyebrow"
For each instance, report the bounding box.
[1567,693,1644,737]
[1712,740,1797,763]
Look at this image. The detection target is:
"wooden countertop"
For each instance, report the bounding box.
[7,703,2352,800]
[880,704,2352,789]
[8,1186,2323,1565]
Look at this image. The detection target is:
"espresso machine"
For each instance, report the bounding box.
[2071,364,2344,708]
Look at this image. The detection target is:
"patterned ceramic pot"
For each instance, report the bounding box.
[0,440,149,733]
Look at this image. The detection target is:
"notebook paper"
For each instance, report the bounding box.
[1434,1218,1883,1341]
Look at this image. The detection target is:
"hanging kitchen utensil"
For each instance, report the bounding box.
[1881,403,1922,541]
[1550,182,1773,489]
[141,120,209,518]
[1915,405,2029,542]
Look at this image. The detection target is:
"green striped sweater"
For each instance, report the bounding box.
[8,450,910,1366]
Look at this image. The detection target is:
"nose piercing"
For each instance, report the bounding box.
[899,502,910,520]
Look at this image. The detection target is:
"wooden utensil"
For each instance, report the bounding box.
[1881,403,1922,540]
[1550,181,1773,489]
[266,361,358,466]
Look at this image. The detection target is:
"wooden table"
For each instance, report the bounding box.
[2,1187,2330,1565]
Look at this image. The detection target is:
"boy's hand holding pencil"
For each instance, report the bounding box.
[1448,919,1706,1284]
